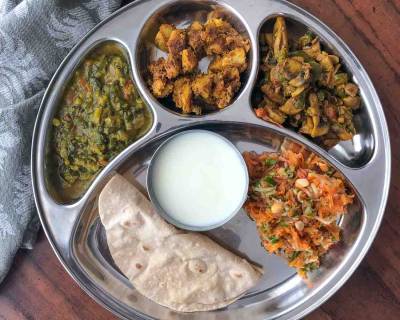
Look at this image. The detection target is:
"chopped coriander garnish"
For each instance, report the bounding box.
[304,205,315,217]
[260,222,270,233]
[253,185,276,196]
[289,251,301,261]
[264,175,276,186]
[302,262,317,272]
[286,167,295,178]
[265,158,277,167]
[279,220,288,227]
[327,167,335,176]
[269,236,280,244]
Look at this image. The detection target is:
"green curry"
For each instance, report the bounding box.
[50,44,151,200]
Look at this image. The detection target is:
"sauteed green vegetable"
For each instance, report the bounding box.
[50,44,151,200]
[255,17,360,148]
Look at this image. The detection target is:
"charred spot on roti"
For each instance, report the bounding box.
[121,219,132,227]
[230,270,243,278]
[135,263,143,269]
[141,244,150,252]
[98,174,263,312]
[188,259,208,274]
[120,209,144,228]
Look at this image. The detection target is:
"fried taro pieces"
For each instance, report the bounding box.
[147,11,250,114]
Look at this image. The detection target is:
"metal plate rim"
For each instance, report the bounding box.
[31,0,391,319]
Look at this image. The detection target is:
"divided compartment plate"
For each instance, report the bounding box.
[31,0,391,319]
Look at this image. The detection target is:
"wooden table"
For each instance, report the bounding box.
[0,0,399,319]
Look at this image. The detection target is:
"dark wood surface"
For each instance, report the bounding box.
[1,0,399,319]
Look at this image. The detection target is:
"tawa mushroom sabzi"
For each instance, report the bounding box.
[254,17,361,148]
[147,10,250,115]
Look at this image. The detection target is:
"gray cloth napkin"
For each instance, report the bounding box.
[0,0,123,284]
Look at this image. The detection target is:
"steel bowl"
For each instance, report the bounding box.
[147,129,249,231]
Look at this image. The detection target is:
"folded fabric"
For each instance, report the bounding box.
[0,0,122,284]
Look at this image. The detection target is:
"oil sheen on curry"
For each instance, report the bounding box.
[49,44,152,201]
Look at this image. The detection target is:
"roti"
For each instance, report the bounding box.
[98,174,263,312]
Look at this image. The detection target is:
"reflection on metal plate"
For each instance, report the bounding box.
[31,0,390,319]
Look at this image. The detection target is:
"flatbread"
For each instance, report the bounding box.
[98,174,263,312]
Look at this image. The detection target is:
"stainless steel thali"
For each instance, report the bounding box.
[31,0,391,319]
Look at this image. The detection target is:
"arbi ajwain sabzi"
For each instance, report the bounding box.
[147,10,250,115]
[255,17,360,148]
[49,44,152,201]
[243,141,354,278]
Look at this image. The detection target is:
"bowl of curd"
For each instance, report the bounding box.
[147,130,249,231]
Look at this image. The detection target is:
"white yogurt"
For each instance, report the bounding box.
[149,130,248,229]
